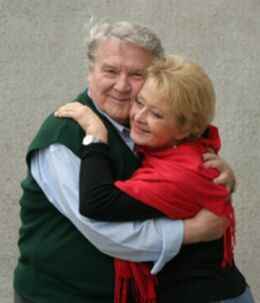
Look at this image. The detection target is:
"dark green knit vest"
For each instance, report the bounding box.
[14,90,140,303]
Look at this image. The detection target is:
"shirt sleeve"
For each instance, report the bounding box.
[30,143,184,274]
[80,143,164,220]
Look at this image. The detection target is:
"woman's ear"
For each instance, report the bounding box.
[176,126,192,140]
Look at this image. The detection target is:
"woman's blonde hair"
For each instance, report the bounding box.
[146,55,216,141]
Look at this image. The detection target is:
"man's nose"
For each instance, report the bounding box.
[114,74,130,92]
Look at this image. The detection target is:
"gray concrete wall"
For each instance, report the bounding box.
[1,0,259,301]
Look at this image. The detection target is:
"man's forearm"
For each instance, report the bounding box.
[183,208,223,244]
[30,143,184,273]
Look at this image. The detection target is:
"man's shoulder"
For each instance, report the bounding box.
[40,89,91,131]
[41,111,79,132]
[28,111,84,156]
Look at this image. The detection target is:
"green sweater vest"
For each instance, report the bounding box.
[14,90,140,303]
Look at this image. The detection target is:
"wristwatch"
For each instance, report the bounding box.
[82,134,103,146]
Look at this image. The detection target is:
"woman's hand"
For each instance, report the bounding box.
[55,102,108,143]
[203,151,236,192]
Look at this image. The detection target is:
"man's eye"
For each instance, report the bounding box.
[131,73,144,79]
[106,70,116,74]
[103,69,117,75]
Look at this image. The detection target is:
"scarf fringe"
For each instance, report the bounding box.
[114,276,130,303]
[221,201,236,267]
[114,202,236,303]
[114,260,157,303]
[130,278,157,303]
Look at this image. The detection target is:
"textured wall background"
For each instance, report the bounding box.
[0,0,259,301]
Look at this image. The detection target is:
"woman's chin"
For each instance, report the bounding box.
[131,133,145,146]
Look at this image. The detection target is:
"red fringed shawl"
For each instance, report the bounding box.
[114,125,235,303]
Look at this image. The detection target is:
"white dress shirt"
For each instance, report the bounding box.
[30,110,184,274]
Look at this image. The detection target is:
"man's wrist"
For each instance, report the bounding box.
[183,217,201,244]
[83,129,108,144]
[82,134,106,146]
[183,210,223,244]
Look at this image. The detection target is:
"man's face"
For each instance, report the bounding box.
[88,38,155,125]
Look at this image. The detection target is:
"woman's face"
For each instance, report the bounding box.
[130,80,189,151]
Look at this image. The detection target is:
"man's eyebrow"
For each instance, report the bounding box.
[102,64,116,68]
[130,69,145,74]
[101,63,145,74]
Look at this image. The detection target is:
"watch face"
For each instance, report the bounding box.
[82,135,94,145]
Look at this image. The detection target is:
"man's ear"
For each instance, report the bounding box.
[87,66,94,84]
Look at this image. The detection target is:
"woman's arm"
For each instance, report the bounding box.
[80,142,164,221]
[55,102,230,229]
[203,152,236,192]
[55,102,164,221]
[30,144,183,272]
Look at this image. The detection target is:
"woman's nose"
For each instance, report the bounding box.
[135,109,147,123]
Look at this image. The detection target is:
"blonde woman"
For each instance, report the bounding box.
[55,55,254,303]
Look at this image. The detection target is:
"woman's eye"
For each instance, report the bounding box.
[134,99,143,107]
[151,111,162,119]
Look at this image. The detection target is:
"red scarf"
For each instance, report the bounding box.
[114,125,235,303]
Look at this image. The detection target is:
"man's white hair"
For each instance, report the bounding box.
[85,20,165,65]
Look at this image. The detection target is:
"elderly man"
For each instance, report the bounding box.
[14,21,236,303]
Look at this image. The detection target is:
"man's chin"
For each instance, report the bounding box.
[109,112,129,125]
[105,107,130,125]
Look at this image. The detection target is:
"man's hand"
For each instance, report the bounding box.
[203,151,236,192]
[183,209,225,244]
